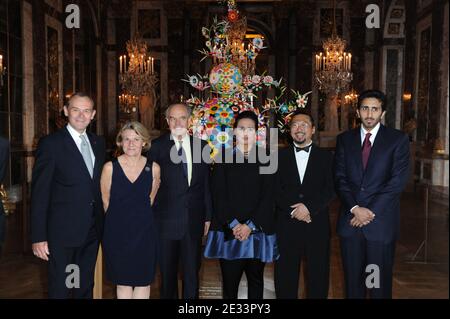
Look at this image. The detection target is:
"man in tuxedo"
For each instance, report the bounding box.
[31,92,105,298]
[275,110,335,298]
[334,89,410,299]
[0,136,9,257]
[148,103,212,299]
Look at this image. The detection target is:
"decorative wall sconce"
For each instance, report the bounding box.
[402,92,412,102]
[433,138,445,155]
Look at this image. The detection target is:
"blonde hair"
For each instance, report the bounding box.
[116,121,151,153]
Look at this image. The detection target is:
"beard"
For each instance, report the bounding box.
[362,117,379,129]
[292,132,306,145]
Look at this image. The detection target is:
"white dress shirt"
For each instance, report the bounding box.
[293,141,313,184]
[360,122,380,146]
[66,124,95,167]
[172,133,192,186]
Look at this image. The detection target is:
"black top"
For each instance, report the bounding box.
[210,146,276,234]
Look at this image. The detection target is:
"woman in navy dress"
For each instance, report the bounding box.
[204,111,279,299]
[101,121,160,299]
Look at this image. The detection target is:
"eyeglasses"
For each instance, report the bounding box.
[290,121,311,129]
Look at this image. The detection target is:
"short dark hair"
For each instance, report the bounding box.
[289,109,315,128]
[234,110,258,129]
[67,92,94,108]
[357,90,387,111]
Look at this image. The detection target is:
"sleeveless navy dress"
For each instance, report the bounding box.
[102,158,158,286]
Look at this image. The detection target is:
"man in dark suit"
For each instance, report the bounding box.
[31,92,105,298]
[334,89,410,299]
[148,103,212,299]
[0,136,9,256]
[275,110,335,299]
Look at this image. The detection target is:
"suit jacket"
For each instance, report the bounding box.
[30,126,106,246]
[334,124,410,243]
[0,136,9,243]
[276,144,335,241]
[148,133,213,240]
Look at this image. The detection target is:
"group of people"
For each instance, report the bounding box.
[29,89,410,299]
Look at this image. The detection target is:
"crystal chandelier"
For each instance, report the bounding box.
[344,88,358,105]
[118,33,158,98]
[118,93,139,114]
[314,0,353,94]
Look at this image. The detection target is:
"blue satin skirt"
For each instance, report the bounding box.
[204,231,279,263]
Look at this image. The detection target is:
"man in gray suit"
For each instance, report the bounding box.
[0,136,9,257]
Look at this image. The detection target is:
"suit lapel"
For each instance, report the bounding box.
[189,136,196,187]
[301,144,316,186]
[287,146,302,186]
[350,128,364,176]
[87,132,99,179]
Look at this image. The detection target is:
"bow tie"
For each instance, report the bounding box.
[294,144,312,153]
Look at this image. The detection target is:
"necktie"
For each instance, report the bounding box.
[294,144,312,153]
[178,140,188,180]
[80,134,94,178]
[362,133,372,170]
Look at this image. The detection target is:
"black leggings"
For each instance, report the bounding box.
[219,258,265,299]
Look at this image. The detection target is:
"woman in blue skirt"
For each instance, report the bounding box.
[204,111,279,299]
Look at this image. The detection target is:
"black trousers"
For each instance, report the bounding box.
[275,233,330,299]
[47,224,99,299]
[158,231,202,299]
[219,258,265,299]
[340,230,396,299]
